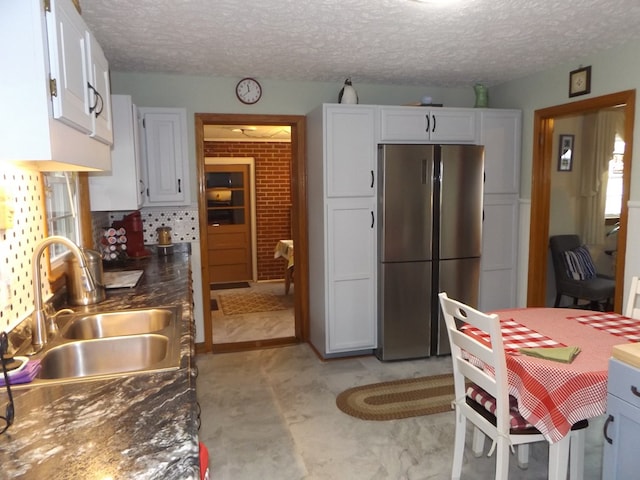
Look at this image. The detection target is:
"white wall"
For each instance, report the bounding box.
[111,73,476,206]
[490,38,640,305]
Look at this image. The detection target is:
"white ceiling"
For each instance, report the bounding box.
[81,0,640,88]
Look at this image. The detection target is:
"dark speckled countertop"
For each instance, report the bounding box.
[0,244,199,480]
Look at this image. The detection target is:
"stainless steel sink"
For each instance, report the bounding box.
[61,308,174,339]
[13,305,182,389]
[38,334,172,379]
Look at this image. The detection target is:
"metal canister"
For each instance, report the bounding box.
[156,227,172,246]
[66,248,106,305]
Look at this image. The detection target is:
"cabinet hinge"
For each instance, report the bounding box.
[43,0,51,13]
[49,76,58,98]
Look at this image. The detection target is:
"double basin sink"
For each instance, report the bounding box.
[17,306,182,388]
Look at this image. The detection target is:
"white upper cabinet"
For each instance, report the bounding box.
[478,109,521,194]
[89,95,145,211]
[325,105,377,198]
[379,106,477,143]
[86,31,113,145]
[0,0,111,170]
[140,107,191,206]
[46,0,92,135]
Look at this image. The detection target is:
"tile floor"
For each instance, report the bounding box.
[211,281,295,344]
[196,344,605,479]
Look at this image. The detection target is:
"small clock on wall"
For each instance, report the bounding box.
[569,66,591,97]
[235,77,262,104]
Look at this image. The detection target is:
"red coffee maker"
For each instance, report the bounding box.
[113,211,151,258]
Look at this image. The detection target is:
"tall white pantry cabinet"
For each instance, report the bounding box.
[307,104,521,359]
[307,105,378,357]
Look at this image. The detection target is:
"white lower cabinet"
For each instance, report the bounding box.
[479,195,519,311]
[326,199,377,353]
[602,358,640,479]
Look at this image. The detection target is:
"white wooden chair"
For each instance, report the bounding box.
[625,276,640,318]
[438,292,587,480]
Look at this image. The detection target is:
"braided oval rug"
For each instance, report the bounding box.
[336,374,455,421]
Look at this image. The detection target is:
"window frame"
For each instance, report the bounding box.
[42,172,81,280]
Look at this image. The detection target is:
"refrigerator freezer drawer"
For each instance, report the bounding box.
[377,261,432,361]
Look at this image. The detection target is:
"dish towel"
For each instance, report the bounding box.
[518,346,581,363]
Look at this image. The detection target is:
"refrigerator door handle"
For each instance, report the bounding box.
[371,211,375,229]
[425,114,430,133]
[432,114,436,133]
[370,170,374,188]
[422,158,428,184]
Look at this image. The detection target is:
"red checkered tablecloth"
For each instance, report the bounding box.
[460,308,630,443]
[567,312,640,342]
[461,318,566,353]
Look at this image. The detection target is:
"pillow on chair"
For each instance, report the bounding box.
[563,245,597,280]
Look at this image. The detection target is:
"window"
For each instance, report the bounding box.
[604,135,625,218]
[43,172,80,266]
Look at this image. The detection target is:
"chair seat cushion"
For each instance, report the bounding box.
[563,245,597,280]
[466,384,533,431]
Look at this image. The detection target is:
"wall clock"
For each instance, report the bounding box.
[235,77,262,104]
[569,66,591,97]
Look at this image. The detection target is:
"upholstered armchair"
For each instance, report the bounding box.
[549,235,615,310]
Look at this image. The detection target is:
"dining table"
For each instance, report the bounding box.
[463,307,639,477]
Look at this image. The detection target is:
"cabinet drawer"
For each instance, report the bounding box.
[608,358,640,409]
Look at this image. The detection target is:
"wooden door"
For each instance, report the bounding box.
[206,164,252,283]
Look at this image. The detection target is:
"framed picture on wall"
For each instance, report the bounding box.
[569,66,591,97]
[558,134,574,171]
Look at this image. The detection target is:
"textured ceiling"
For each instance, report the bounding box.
[81,0,640,87]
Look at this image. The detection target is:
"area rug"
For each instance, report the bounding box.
[336,374,455,421]
[211,282,251,290]
[218,291,287,315]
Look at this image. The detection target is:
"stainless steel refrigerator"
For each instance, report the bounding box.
[376,144,484,361]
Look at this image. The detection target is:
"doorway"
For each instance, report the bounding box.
[195,113,308,353]
[527,90,636,311]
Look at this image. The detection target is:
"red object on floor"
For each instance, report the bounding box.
[199,442,210,480]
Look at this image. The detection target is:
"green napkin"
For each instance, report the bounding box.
[518,346,581,363]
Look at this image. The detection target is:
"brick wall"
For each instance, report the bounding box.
[204,141,292,280]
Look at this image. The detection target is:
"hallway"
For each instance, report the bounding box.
[210,280,294,344]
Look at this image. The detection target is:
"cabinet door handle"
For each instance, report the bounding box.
[432,114,436,133]
[178,179,182,193]
[425,114,430,133]
[87,83,104,117]
[370,170,374,188]
[632,385,640,397]
[94,91,104,117]
[370,211,374,229]
[603,414,614,444]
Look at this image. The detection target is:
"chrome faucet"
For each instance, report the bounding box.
[31,236,96,352]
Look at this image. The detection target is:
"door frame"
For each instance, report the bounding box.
[527,90,636,310]
[195,113,308,353]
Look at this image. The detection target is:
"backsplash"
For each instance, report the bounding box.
[0,163,50,332]
[0,164,200,334]
[103,207,200,245]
